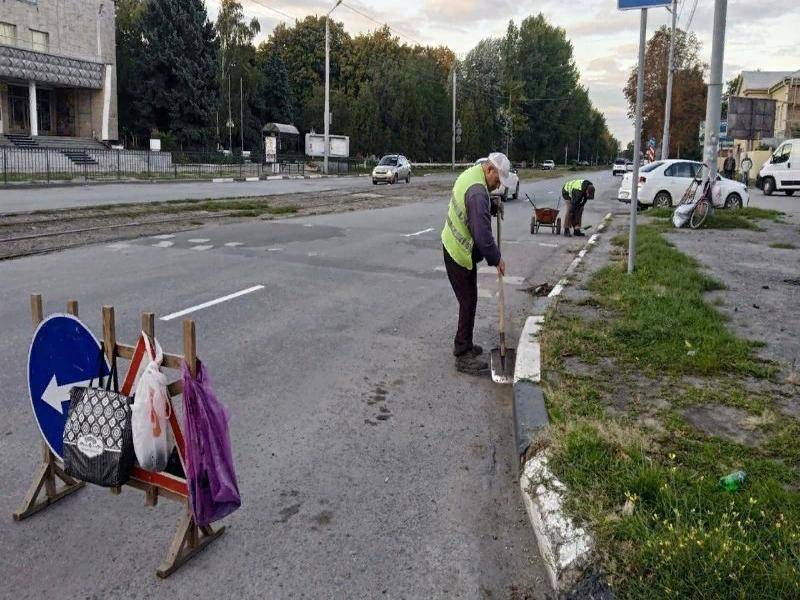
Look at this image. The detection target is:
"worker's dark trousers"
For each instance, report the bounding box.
[443,246,478,357]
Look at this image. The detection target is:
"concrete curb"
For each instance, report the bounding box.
[512,212,613,595]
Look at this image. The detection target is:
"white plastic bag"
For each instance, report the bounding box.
[132,334,172,471]
[672,202,695,228]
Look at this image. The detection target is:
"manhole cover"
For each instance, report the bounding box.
[784,279,800,286]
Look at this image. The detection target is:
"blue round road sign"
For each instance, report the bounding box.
[28,314,109,459]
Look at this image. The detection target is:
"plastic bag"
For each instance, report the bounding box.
[132,334,172,472]
[182,359,241,526]
[672,202,695,228]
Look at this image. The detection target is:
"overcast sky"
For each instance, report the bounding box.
[206,0,800,145]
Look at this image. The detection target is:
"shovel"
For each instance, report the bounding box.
[490,210,516,384]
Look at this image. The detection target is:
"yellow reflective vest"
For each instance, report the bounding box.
[441,165,488,269]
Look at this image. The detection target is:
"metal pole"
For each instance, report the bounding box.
[564,144,568,167]
[628,8,647,274]
[661,0,678,159]
[240,77,244,153]
[228,74,232,152]
[577,130,581,163]
[451,68,456,171]
[702,0,728,182]
[324,16,331,175]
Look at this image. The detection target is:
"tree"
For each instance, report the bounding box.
[256,48,294,125]
[624,25,706,159]
[116,0,147,146]
[133,0,219,149]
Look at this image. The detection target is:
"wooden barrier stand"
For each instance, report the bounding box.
[14,294,225,578]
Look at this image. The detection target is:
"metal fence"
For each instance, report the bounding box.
[0,146,368,185]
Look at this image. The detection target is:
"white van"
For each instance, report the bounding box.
[758,139,800,196]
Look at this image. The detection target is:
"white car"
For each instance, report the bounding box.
[541,160,555,170]
[475,158,520,200]
[617,159,749,209]
[758,138,799,196]
[612,158,626,176]
[372,154,411,184]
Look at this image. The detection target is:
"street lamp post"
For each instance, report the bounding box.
[324,0,342,175]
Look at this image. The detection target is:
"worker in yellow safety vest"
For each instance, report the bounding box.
[561,178,595,237]
[441,152,511,375]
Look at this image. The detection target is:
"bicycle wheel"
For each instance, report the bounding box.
[689,199,711,229]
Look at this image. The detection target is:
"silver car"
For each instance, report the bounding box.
[372,155,411,184]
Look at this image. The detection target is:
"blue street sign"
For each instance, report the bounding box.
[648,137,657,148]
[28,314,109,459]
[618,0,671,9]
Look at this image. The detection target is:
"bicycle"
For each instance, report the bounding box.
[675,164,714,229]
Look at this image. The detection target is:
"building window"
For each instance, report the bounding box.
[0,22,17,46]
[31,29,49,52]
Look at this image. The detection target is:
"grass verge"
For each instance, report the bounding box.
[539,224,799,599]
[642,207,783,231]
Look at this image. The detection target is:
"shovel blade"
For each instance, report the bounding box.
[490,347,516,384]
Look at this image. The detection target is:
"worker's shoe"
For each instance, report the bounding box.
[455,354,490,375]
[573,229,586,237]
[469,344,484,357]
[563,229,572,238]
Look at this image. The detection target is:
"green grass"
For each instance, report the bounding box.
[769,242,797,250]
[643,207,783,231]
[540,223,799,598]
[587,226,770,377]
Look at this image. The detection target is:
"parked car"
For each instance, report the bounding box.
[540,160,555,170]
[625,160,633,172]
[577,160,590,167]
[372,155,411,184]
[757,138,799,196]
[617,159,749,209]
[612,158,627,176]
[475,158,520,200]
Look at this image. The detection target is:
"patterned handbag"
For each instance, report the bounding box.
[63,349,135,487]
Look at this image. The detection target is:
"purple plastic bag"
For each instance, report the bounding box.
[182,359,241,526]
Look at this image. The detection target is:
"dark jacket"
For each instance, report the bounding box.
[464,183,501,267]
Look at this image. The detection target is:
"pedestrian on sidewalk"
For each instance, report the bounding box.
[561,178,595,237]
[441,152,510,375]
[740,154,753,188]
[723,151,736,179]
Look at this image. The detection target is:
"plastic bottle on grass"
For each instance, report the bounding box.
[719,470,746,492]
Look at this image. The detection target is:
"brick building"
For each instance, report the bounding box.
[0,0,117,142]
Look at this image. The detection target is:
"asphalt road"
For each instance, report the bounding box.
[0,173,457,214]
[0,170,618,599]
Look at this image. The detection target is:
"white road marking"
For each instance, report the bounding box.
[191,244,214,251]
[160,285,265,321]
[188,238,210,243]
[403,227,435,237]
[152,241,174,248]
[538,242,558,248]
[304,224,314,228]
[212,178,234,183]
[107,243,131,250]
[268,247,284,252]
[224,242,244,247]
[152,234,175,240]
[308,251,319,257]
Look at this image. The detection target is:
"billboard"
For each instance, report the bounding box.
[727,97,777,140]
[618,0,671,9]
[305,133,350,158]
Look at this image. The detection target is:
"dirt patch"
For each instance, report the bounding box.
[681,404,768,446]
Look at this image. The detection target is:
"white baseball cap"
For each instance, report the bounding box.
[487,152,514,188]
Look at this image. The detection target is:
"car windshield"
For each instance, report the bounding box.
[379,156,398,166]
[641,161,664,173]
[615,159,625,165]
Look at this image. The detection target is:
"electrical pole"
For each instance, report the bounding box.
[324,1,342,175]
[628,8,647,274]
[564,144,568,167]
[451,68,456,171]
[661,0,678,159]
[702,0,728,183]
[577,130,581,163]
[240,77,244,153]
[227,73,232,152]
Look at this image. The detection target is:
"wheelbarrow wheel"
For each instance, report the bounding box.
[555,217,562,235]
[530,214,537,234]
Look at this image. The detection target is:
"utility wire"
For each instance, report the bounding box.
[339,1,425,47]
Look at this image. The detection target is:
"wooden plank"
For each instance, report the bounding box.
[102,306,116,366]
[118,343,184,370]
[30,293,43,327]
[167,381,183,396]
[66,299,79,317]
[183,320,197,377]
[156,509,225,579]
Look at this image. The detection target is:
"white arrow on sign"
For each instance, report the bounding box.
[41,374,94,414]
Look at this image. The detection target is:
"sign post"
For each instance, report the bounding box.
[618,0,669,273]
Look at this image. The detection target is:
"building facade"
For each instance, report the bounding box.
[0,0,117,141]
[735,70,800,143]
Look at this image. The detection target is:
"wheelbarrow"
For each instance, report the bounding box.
[527,193,562,235]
